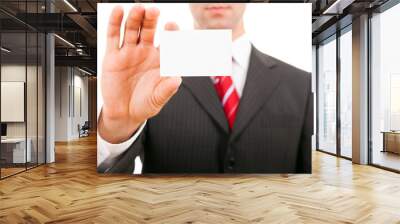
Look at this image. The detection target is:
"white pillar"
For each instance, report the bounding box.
[352,14,369,164]
[46,32,55,163]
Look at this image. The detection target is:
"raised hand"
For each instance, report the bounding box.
[98,5,181,144]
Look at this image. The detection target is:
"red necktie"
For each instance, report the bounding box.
[212,76,240,129]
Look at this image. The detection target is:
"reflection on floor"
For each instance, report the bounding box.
[0,167,25,178]
[0,163,42,178]
[0,135,400,223]
[373,150,400,171]
[341,147,352,158]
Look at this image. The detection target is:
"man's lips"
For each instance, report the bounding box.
[205,4,231,13]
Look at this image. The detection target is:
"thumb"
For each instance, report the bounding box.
[153,22,180,106]
[151,76,182,111]
[164,21,179,31]
[157,22,180,51]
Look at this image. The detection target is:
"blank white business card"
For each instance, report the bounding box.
[160,30,232,77]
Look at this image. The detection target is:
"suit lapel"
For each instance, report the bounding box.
[182,76,229,133]
[181,46,281,136]
[231,46,281,140]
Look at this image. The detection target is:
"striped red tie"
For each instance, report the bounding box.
[212,76,240,129]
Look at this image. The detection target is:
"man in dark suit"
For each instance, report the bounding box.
[98,3,312,173]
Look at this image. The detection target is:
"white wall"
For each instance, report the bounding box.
[1,65,36,138]
[54,67,89,141]
[1,65,26,143]
[55,67,68,141]
[72,73,89,138]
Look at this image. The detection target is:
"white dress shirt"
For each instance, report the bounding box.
[97,34,252,174]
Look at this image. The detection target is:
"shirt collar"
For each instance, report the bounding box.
[232,34,252,70]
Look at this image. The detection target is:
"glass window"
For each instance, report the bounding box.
[318,36,337,154]
[340,28,352,158]
[371,3,400,171]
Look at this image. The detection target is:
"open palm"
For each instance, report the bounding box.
[100,6,181,143]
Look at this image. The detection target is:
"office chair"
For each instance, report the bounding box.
[79,121,90,138]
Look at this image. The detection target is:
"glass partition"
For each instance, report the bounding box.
[27,31,38,169]
[317,36,337,154]
[0,1,46,179]
[1,30,28,177]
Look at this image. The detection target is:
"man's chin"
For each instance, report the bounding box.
[205,23,232,30]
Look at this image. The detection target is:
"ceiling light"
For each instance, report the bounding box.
[1,47,11,53]
[78,67,93,76]
[323,0,355,15]
[54,34,75,48]
[63,0,78,12]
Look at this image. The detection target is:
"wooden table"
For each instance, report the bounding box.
[381,131,400,154]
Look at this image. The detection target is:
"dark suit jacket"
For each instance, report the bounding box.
[99,46,313,174]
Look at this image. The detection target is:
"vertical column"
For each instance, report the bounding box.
[312,45,317,150]
[336,30,341,157]
[46,1,55,163]
[352,14,369,164]
[46,34,55,163]
[88,77,97,132]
